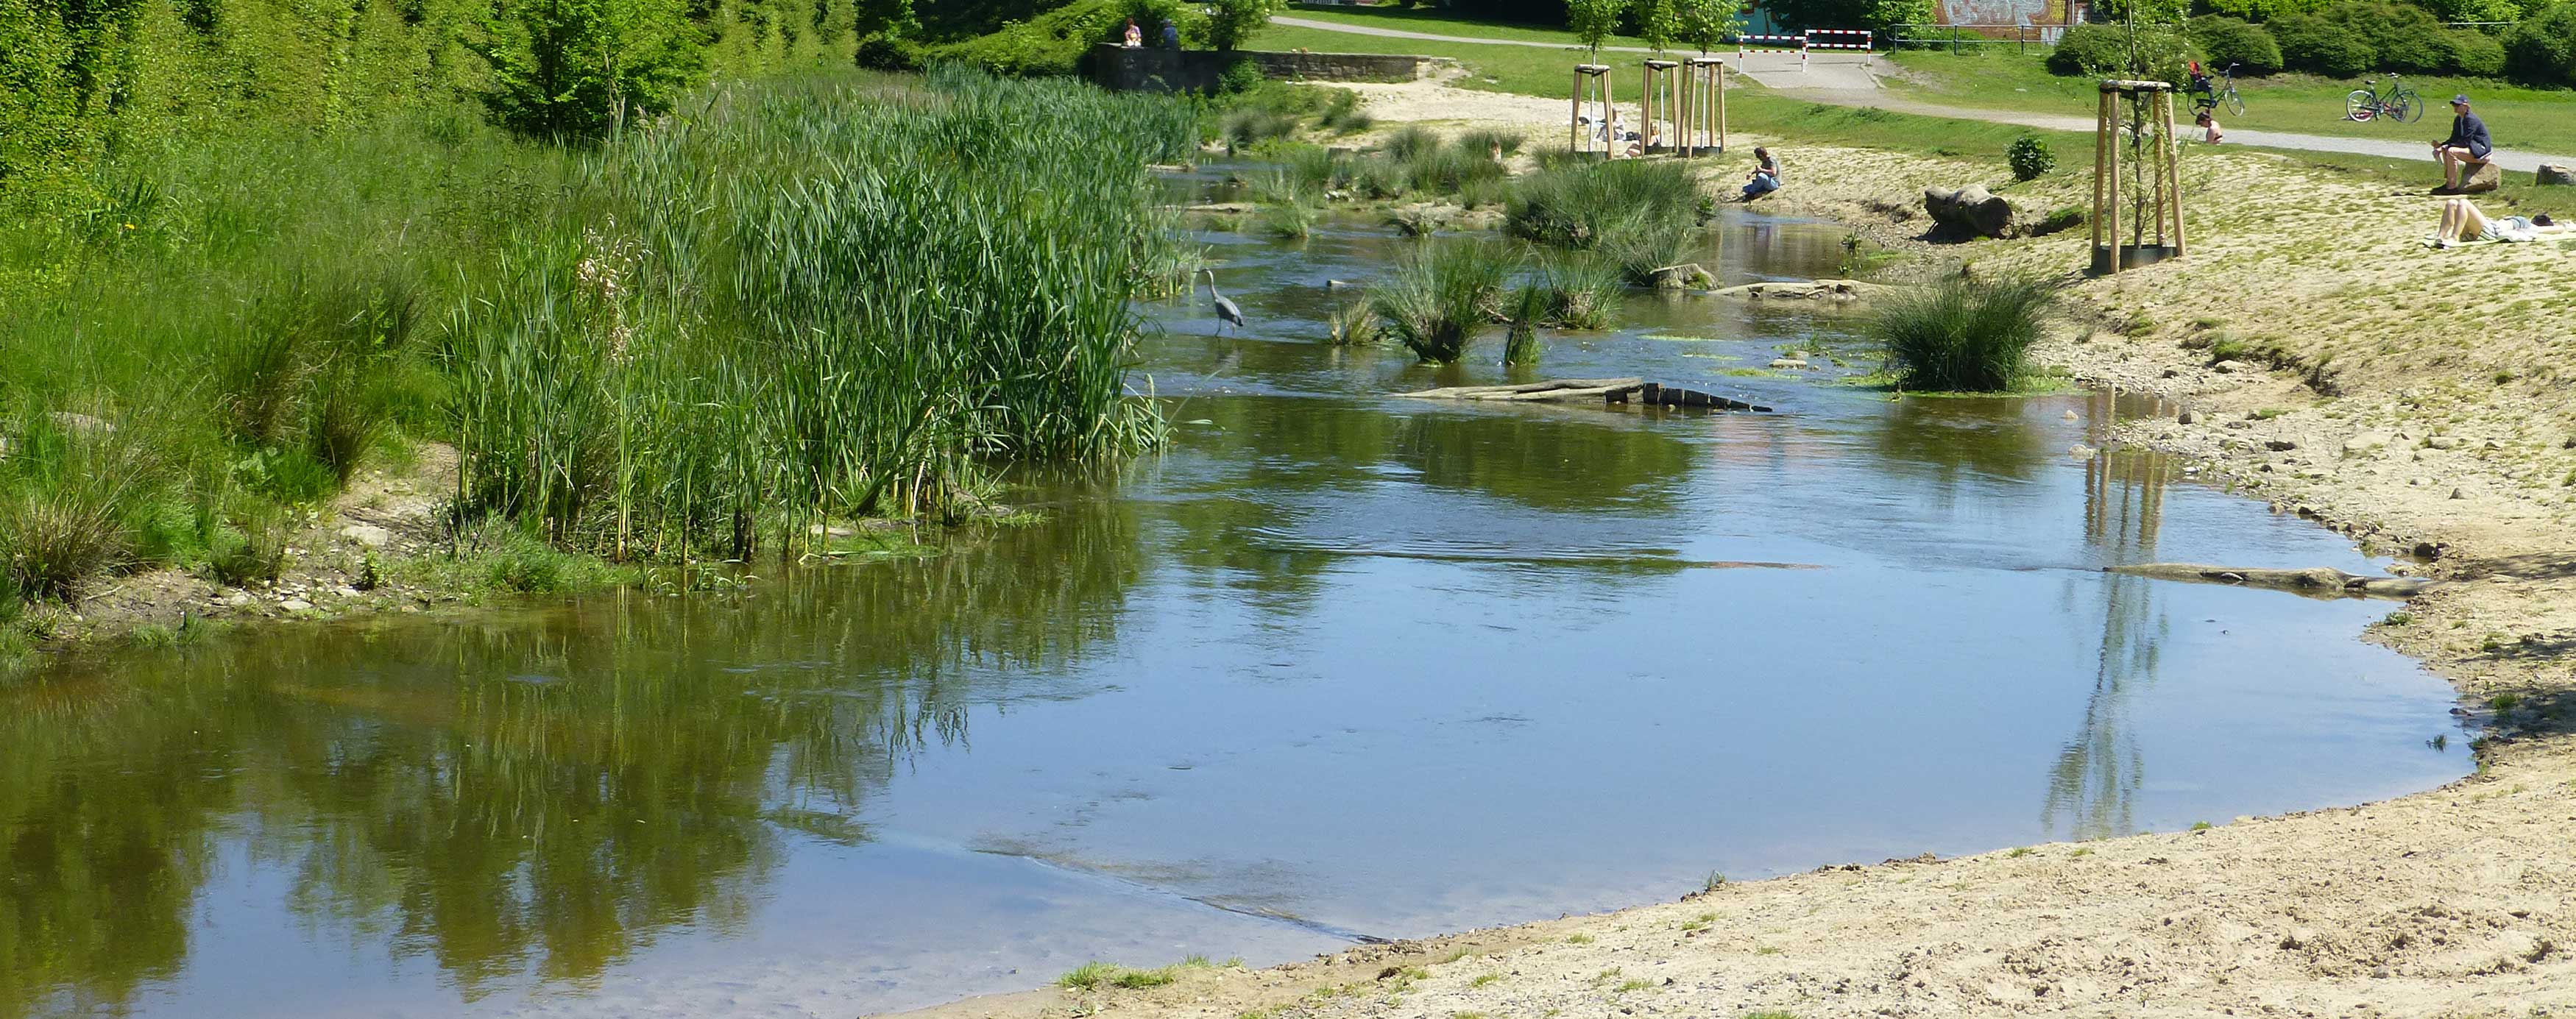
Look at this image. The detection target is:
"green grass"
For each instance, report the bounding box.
[1884,48,2576,159]
[1058,960,1186,990]
[1469,973,1504,987]
[1373,241,1515,363]
[1873,275,2060,393]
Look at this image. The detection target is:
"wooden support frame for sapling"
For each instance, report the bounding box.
[1640,59,1680,154]
[2090,79,2187,275]
[1571,64,1613,157]
[1679,57,1727,157]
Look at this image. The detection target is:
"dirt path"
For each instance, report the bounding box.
[1280,16,2570,171]
[889,81,2576,1019]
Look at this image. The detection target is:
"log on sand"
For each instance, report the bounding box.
[2106,563,2441,598]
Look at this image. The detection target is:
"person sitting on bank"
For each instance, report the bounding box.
[1741,147,1781,199]
[2427,199,2563,247]
[2195,109,2225,145]
[2434,94,2492,193]
[1122,18,1142,47]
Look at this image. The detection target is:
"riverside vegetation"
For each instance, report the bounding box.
[0,64,1195,657]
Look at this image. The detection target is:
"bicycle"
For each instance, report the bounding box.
[2188,63,2245,118]
[2346,74,2421,124]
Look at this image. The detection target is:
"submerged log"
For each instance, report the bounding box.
[2105,563,2441,598]
[1702,277,1892,302]
[1394,377,1770,412]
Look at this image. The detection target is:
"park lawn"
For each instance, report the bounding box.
[1884,49,2576,157]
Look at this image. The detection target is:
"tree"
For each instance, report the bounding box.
[1203,0,1282,51]
[1635,0,1678,52]
[854,0,916,38]
[1676,0,1744,54]
[1565,0,1622,58]
[480,0,704,138]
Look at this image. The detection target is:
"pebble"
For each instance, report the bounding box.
[2265,439,2299,452]
[1768,358,1809,369]
[278,599,314,612]
[2177,409,2196,425]
[2428,436,2464,450]
[341,523,393,547]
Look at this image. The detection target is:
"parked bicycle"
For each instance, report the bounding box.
[2188,63,2245,118]
[2346,74,2421,124]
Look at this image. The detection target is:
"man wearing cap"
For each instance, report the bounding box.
[2434,94,2492,193]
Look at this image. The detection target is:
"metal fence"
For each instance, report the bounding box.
[1889,23,2064,53]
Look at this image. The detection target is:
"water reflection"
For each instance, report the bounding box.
[2043,402,2178,840]
[0,514,1142,1018]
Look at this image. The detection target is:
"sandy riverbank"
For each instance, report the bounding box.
[894,79,2576,1019]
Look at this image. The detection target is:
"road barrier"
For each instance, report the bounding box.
[1732,29,1872,71]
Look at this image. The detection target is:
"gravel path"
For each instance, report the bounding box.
[1275,16,2569,172]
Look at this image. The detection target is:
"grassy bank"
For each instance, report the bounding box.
[0,68,1192,660]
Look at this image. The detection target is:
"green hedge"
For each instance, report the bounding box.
[2188,15,2282,74]
[2045,23,2133,77]
[2505,1,2576,88]
[2271,13,2375,77]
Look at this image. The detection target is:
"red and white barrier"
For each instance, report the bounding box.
[1733,30,1869,70]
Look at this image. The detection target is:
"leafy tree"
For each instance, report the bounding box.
[2504,0,2576,88]
[854,0,916,38]
[1635,0,1677,52]
[1203,0,1281,51]
[1566,0,1622,57]
[480,0,705,138]
[1675,0,1743,53]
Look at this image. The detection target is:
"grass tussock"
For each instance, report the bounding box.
[1505,160,1708,285]
[1372,242,1513,363]
[1504,284,1547,366]
[1536,252,1624,329]
[1874,275,2062,392]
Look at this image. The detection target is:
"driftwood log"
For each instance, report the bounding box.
[2106,563,2441,598]
[1703,277,1890,302]
[1394,377,1770,412]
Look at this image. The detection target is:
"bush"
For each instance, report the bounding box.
[2323,0,2452,73]
[2046,24,2133,77]
[2272,15,2374,77]
[479,0,704,138]
[2505,2,2576,88]
[2188,16,2282,75]
[1875,276,2059,392]
[1373,243,1512,362]
[2006,135,2056,181]
[855,32,922,71]
[2448,28,2508,77]
[1203,0,1284,51]
[1217,57,1266,94]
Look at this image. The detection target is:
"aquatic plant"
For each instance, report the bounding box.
[1504,283,1548,366]
[1372,242,1512,363]
[1505,159,1704,249]
[1257,199,1318,239]
[1874,274,2061,392]
[1327,301,1383,347]
[1537,252,1625,329]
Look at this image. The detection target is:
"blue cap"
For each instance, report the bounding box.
[2452,93,2471,105]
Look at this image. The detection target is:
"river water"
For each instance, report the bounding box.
[1,210,2470,1019]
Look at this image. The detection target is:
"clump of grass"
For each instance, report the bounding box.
[1285,145,1354,194]
[1220,108,1303,152]
[1317,88,1372,133]
[1258,199,1318,240]
[1505,159,1702,249]
[1874,275,2061,392]
[1504,283,1547,366]
[1372,242,1512,363]
[1565,933,1595,945]
[1536,252,1624,329]
[1455,127,1524,160]
[1382,125,1441,163]
[1468,973,1504,987]
[1328,301,1383,347]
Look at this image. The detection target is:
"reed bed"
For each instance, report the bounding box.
[452,68,1194,557]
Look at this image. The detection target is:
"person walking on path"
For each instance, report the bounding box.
[2434,94,2492,193]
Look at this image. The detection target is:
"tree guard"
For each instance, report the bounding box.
[2090,79,2186,275]
[1679,56,1727,157]
[1571,64,1613,156]
[1640,59,1680,154]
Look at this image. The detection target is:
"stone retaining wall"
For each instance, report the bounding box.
[1091,44,1448,92]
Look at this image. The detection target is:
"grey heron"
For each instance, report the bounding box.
[1203,269,1245,336]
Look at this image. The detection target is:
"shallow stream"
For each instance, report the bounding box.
[1,207,2471,1019]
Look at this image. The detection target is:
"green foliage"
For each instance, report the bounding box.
[1505,158,1703,284]
[1675,0,1744,53]
[1566,0,1624,57]
[1537,252,1624,328]
[2505,2,2576,88]
[2318,0,2450,74]
[1317,87,1373,132]
[1504,283,1547,365]
[1763,0,1930,35]
[2198,0,2329,21]
[1635,0,1679,52]
[478,0,707,138]
[936,0,1194,76]
[2046,24,2134,76]
[1373,242,1512,363]
[2271,13,2374,77]
[2006,134,2056,181]
[1218,57,1267,93]
[855,32,924,70]
[1875,275,2059,392]
[2187,15,2282,74]
[1203,0,1282,51]
[2449,28,2507,77]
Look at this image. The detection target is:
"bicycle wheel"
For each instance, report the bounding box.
[2396,87,2423,123]
[2346,90,2377,122]
[2223,85,2245,118]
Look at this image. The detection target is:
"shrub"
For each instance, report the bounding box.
[2046,24,2133,77]
[2505,3,2576,88]
[2187,16,2282,75]
[1373,243,1512,362]
[855,32,923,71]
[2448,28,2507,77]
[1217,57,1266,94]
[479,0,704,138]
[1317,88,1373,132]
[2272,15,2374,77]
[1875,275,2059,392]
[2006,135,2056,181]
[1203,0,1283,51]
[2323,0,2452,73]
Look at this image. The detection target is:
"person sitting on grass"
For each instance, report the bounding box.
[1741,147,1781,199]
[2427,199,2563,247]
[2434,94,2492,193]
[2196,110,2225,145]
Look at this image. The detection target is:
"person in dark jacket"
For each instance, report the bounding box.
[1161,19,1180,49]
[2435,94,2493,193]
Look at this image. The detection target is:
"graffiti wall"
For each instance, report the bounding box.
[1935,0,2070,26]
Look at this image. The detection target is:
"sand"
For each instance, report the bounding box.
[892,80,2576,1019]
